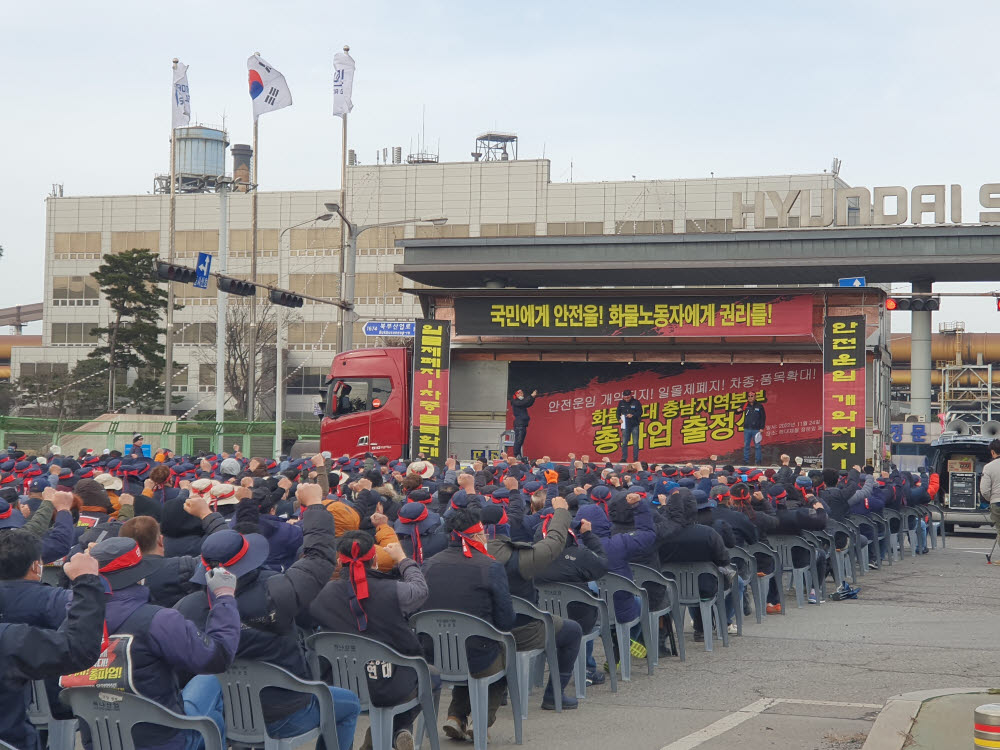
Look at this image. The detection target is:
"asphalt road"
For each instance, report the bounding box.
[385,527,1000,750]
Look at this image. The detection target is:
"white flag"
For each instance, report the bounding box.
[247,54,292,121]
[332,50,355,117]
[172,61,190,129]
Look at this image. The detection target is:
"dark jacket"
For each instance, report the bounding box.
[699,505,758,547]
[610,494,675,570]
[743,401,766,430]
[616,398,642,429]
[422,542,515,673]
[821,472,874,521]
[143,554,200,607]
[106,584,239,750]
[536,529,609,585]
[0,575,105,750]
[659,491,730,597]
[510,394,536,426]
[256,513,304,571]
[575,499,656,622]
[310,559,428,706]
[174,505,336,723]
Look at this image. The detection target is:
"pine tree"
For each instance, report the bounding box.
[88,248,170,412]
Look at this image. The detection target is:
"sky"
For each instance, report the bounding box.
[4,0,1000,335]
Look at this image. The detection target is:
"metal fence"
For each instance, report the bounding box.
[0,416,321,458]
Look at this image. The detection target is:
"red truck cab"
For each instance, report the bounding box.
[319,348,412,460]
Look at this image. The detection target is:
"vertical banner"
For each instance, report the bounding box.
[823,315,867,470]
[410,320,451,465]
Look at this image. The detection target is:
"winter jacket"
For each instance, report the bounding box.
[422,542,515,673]
[610,493,675,570]
[821,471,874,521]
[698,505,758,547]
[105,582,240,750]
[659,491,730,597]
[0,574,105,750]
[511,394,536,426]
[175,504,335,724]
[575,499,657,623]
[743,401,767,430]
[616,398,643,429]
[256,513,304,571]
[310,559,428,707]
[143,554,200,607]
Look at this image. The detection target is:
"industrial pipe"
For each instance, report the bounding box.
[891,369,1000,386]
[890,332,1000,364]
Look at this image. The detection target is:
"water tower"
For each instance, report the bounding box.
[153,126,230,193]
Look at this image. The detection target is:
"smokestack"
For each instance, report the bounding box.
[231,144,253,193]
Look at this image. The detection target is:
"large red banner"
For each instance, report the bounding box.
[507,362,822,464]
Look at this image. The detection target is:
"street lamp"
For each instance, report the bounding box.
[272,212,335,458]
[324,202,447,352]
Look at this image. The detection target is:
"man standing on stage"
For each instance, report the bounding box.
[617,389,642,463]
[510,388,538,459]
[742,391,767,465]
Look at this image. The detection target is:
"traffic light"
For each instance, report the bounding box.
[886,296,940,312]
[217,277,257,297]
[156,262,197,284]
[269,289,304,308]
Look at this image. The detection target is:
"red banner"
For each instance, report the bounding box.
[507,362,822,463]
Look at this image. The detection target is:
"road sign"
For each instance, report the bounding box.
[838,276,866,288]
[363,321,416,337]
[195,252,212,289]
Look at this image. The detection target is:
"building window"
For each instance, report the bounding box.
[546,222,604,236]
[19,362,69,379]
[355,273,402,305]
[174,277,217,303]
[357,226,403,251]
[414,224,470,239]
[229,229,279,257]
[288,322,335,350]
[52,276,100,306]
[198,364,216,392]
[175,230,219,259]
[111,231,160,254]
[289,273,339,301]
[480,223,534,238]
[614,219,674,235]
[171,365,189,391]
[53,232,102,259]
[290,227,341,251]
[51,322,99,345]
[173,322,216,345]
[286,366,328,395]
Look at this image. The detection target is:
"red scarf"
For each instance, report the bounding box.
[452,522,494,559]
[399,507,429,563]
[339,541,377,631]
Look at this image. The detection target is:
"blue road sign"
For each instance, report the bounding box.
[195,252,212,289]
[838,276,866,288]
[363,321,416,337]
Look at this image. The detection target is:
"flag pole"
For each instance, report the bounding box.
[336,44,350,354]
[164,57,179,416]
[247,114,259,421]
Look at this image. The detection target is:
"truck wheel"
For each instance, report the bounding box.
[944,523,955,533]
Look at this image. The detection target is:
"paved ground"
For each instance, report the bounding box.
[368,529,1000,750]
[907,692,996,749]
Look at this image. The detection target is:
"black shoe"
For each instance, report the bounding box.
[692,630,705,643]
[541,687,579,710]
[586,669,606,686]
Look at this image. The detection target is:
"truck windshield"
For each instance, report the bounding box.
[327,378,392,417]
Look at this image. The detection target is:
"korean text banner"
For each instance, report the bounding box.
[822,315,867,470]
[507,362,821,463]
[410,320,451,465]
[455,294,813,337]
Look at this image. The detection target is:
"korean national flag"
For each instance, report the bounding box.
[247,54,293,120]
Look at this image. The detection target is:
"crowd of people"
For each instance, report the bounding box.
[0,439,942,750]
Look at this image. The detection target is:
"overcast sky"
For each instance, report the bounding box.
[4,0,1000,335]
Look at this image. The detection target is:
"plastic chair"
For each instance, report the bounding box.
[836,519,868,578]
[825,520,859,585]
[748,541,784,615]
[60,687,223,750]
[868,513,894,567]
[307,631,440,750]
[631,564,685,661]
[536,582,617,697]
[899,508,921,556]
[927,503,946,548]
[215,658,339,750]
[27,680,76,750]
[796,531,828,602]
[726,547,760,625]
[766,534,818,608]
[509,596,561,716]
[881,509,905,560]
[848,514,882,571]
[593,573,654,680]
[659,562,728,652]
[409,609,522,750]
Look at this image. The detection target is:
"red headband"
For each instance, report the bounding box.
[771,489,787,500]
[201,536,250,571]
[100,544,143,574]
[338,540,378,630]
[400,507,429,562]
[0,505,13,520]
[453,522,494,559]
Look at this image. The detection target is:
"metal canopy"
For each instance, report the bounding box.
[394,225,1000,287]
